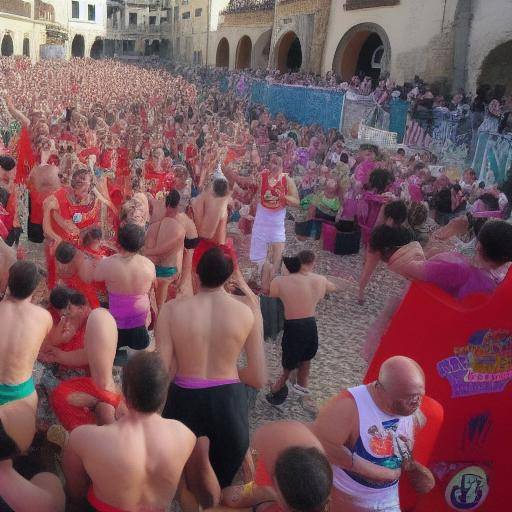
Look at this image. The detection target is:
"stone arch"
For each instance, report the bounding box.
[216,37,229,68]
[90,38,103,59]
[253,29,271,70]
[478,40,512,95]
[71,34,85,57]
[235,35,252,70]
[1,34,14,57]
[332,23,391,80]
[275,31,302,73]
[22,37,30,57]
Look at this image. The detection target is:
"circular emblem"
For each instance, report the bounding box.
[72,212,83,224]
[445,466,489,510]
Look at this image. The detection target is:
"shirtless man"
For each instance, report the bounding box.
[222,421,332,512]
[27,164,61,244]
[144,193,186,309]
[0,261,52,458]
[62,352,196,511]
[266,250,336,406]
[92,223,156,351]
[156,247,266,492]
[51,308,121,432]
[0,237,16,296]
[312,356,435,512]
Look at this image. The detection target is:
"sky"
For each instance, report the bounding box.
[210,0,230,30]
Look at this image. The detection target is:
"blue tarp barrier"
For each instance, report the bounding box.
[472,132,512,183]
[389,99,409,143]
[250,80,344,131]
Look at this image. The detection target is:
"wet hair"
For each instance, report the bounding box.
[477,220,512,265]
[478,193,500,212]
[339,153,349,164]
[274,447,332,512]
[397,148,406,156]
[197,247,234,288]
[213,178,229,197]
[8,261,41,300]
[117,223,145,253]
[0,187,9,208]
[298,250,315,266]
[370,225,413,261]
[360,144,378,155]
[49,286,70,310]
[165,189,180,209]
[408,202,428,228]
[82,227,102,247]
[383,200,407,226]
[70,168,91,189]
[283,256,301,274]
[0,156,15,172]
[434,188,453,213]
[55,242,77,264]
[122,352,169,413]
[369,168,393,194]
[69,291,87,307]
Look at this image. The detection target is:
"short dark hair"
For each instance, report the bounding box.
[298,250,315,266]
[0,187,9,208]
[49,286,70,310]
[339,153,349,164]
[369,168,393,194]
[70,168,91,189]
[274,447,332,512]
[478,193,500,212]
[213,179,228,197]
[383,200,408,226]
[0,156,15,172]
[82,227,102,247]
[397,148,406,156]
[69,291,87,307]
[197,247,234,288]
[370,225,413,261]
[283,256,301,274]
[408,202,428,228]
[122,352,169,413]
[478,220,512,265]
[165,189,180,209]
[55,242,77,264]
[8,261,40,300]
[117,223,145,253]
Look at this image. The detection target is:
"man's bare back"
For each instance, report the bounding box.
[192,189,230,244]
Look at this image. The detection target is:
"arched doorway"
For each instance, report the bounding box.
[216,38,229,68]
[332,23,390,80]
[150,40,160,56]
[235,36,252,69]
[253,29,271,70]
[478,40,512,94]
[90,39,103,59]
[275,31,302,73]
[71,34,85,57]
[1,34,13,57]
[23,38,30,57]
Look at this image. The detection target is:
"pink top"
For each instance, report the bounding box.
[354,160,376,185]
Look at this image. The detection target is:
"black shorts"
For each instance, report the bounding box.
[281,317,318,370]
[117,326,150,350]
[163,382,249,488]
[27,220,44,244]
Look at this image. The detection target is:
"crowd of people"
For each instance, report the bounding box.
[0,55,510,512]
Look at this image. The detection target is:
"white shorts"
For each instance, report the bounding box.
[249,204,286,263]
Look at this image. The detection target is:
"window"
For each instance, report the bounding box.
[71,0,79,18]
[161,16,168,23]
[129,12,137,25]
[149,15,156,24]
[173,6,179,23]
[345,0,399,10]
[88,4,95,21]
[181,11,190,19]
[182,0,189,4]
[197,50,202,64]
[194,8,202,16]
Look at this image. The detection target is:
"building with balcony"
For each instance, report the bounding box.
[210,0,512,95]
[102,0,171,57]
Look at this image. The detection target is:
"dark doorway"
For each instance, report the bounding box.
[90,39,103,59]
[276,32,302,73]
[23,38,30,57]
[71,35,85,57]
[1,35,14,57]
[355,32,383,79]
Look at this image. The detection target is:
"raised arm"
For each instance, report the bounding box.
[5,96,30,127]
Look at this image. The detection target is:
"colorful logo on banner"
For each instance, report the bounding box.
[445,466,489,510]
[437,329,512,397]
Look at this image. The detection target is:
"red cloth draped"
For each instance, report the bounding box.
[51,377,121,431]
[15,127,36,185]
[192,238,238,271]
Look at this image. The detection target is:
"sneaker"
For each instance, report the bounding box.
[265,384,289,407]
[292,383,311,396]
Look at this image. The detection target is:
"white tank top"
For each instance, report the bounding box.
[332,384,414,506]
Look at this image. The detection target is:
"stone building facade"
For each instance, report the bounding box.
[0,0,107,59]
[210,0,512,94]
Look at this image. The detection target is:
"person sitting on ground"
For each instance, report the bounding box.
[312,356,435,512]
[266,250,336,407]
[222,421,333,512]
[62,352,196,512]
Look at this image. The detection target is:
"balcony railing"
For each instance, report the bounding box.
[221,0,275,14]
